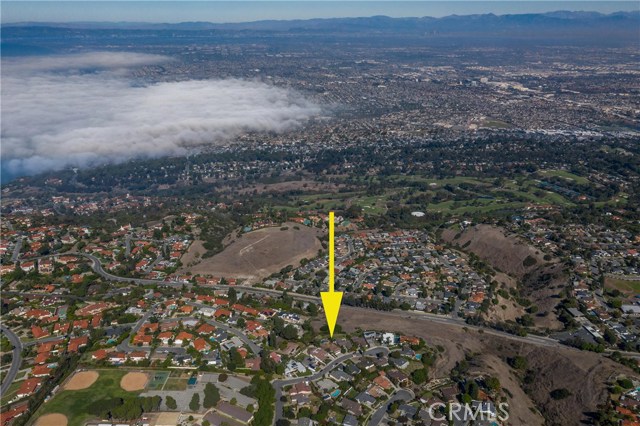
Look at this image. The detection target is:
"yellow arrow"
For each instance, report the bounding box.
[321,211,343,338]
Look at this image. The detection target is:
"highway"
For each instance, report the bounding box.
[1,324,23,395]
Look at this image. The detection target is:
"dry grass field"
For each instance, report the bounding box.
[186,223,322,282]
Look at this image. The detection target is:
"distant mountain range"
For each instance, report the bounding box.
[4,10,639,33]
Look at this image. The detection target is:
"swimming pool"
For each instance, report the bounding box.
[330,389,341,398]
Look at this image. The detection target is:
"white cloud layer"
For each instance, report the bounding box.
[1,52,322,177]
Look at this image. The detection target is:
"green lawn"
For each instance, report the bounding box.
[1,380,22,407]
[34,370,141,426]
[540,169,589,185]
[162,377,187,391]
[605,276,640,296]
[351,194,391,214]
[390,175,491,187]
[425,198,527,215]
[274,173,581,216]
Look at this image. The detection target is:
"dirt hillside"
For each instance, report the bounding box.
[442,224,564,329]
[442,224,545,278]
[338,307,633,426]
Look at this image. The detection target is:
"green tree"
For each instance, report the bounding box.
[411,368,428,384]
[189,393,200,412]
[203,383,221,408]
[228,287,238,304]
[281,325,298,340]
[508,356,528,370]
[485,376,501,392]
[166,396,177,410]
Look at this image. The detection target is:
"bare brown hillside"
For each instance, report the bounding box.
[442,224,564,330]
[442,224,545,278]
[338,308,635,426]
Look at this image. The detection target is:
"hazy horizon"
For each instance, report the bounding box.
[3,1,638,24]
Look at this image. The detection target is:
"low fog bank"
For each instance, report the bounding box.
[1,52,323,179]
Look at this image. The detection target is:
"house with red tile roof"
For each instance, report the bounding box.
[233,304,259,316]
[197,323,216,335]
[0,264,16,275]
[244,321,263,332]
[53,322,70,335]
[214,309,231,319]
[16,378,42,398]
[25,309,52,320]
[251,329,269,339]
[107,352,127,365]
[34,352,51,365]
[179,305,194,314]
[133,334,153,346]
[76,302,112,317]
[141,322,159,333]
[174,331,194,345]
[68,336,88,352]
[91,315,102,328]
[31,326,50,339]
[245,357,261,371]
[197,294,215,303]
[158,331,174,345]
[72,319,89,330]
[128,351,148,362]
[31,365,52,378]
[0,402,28,425]
[400,336,420,346]
[192,338,210,353]
[373,374,393,390]
[40,315,59,325]
[92,349,108,360]
[37,340,62,354]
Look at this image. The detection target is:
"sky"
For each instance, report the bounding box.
[3,1,638,23]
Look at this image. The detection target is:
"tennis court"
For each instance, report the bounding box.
[146,371,170,390]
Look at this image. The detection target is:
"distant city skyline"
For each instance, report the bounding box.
[2,1,638,24]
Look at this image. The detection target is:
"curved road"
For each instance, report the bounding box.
[1,325,23,395]
[272,347,390,423]
[118,309,260,356]
[19,252,640,360]
[369,389,414,426]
